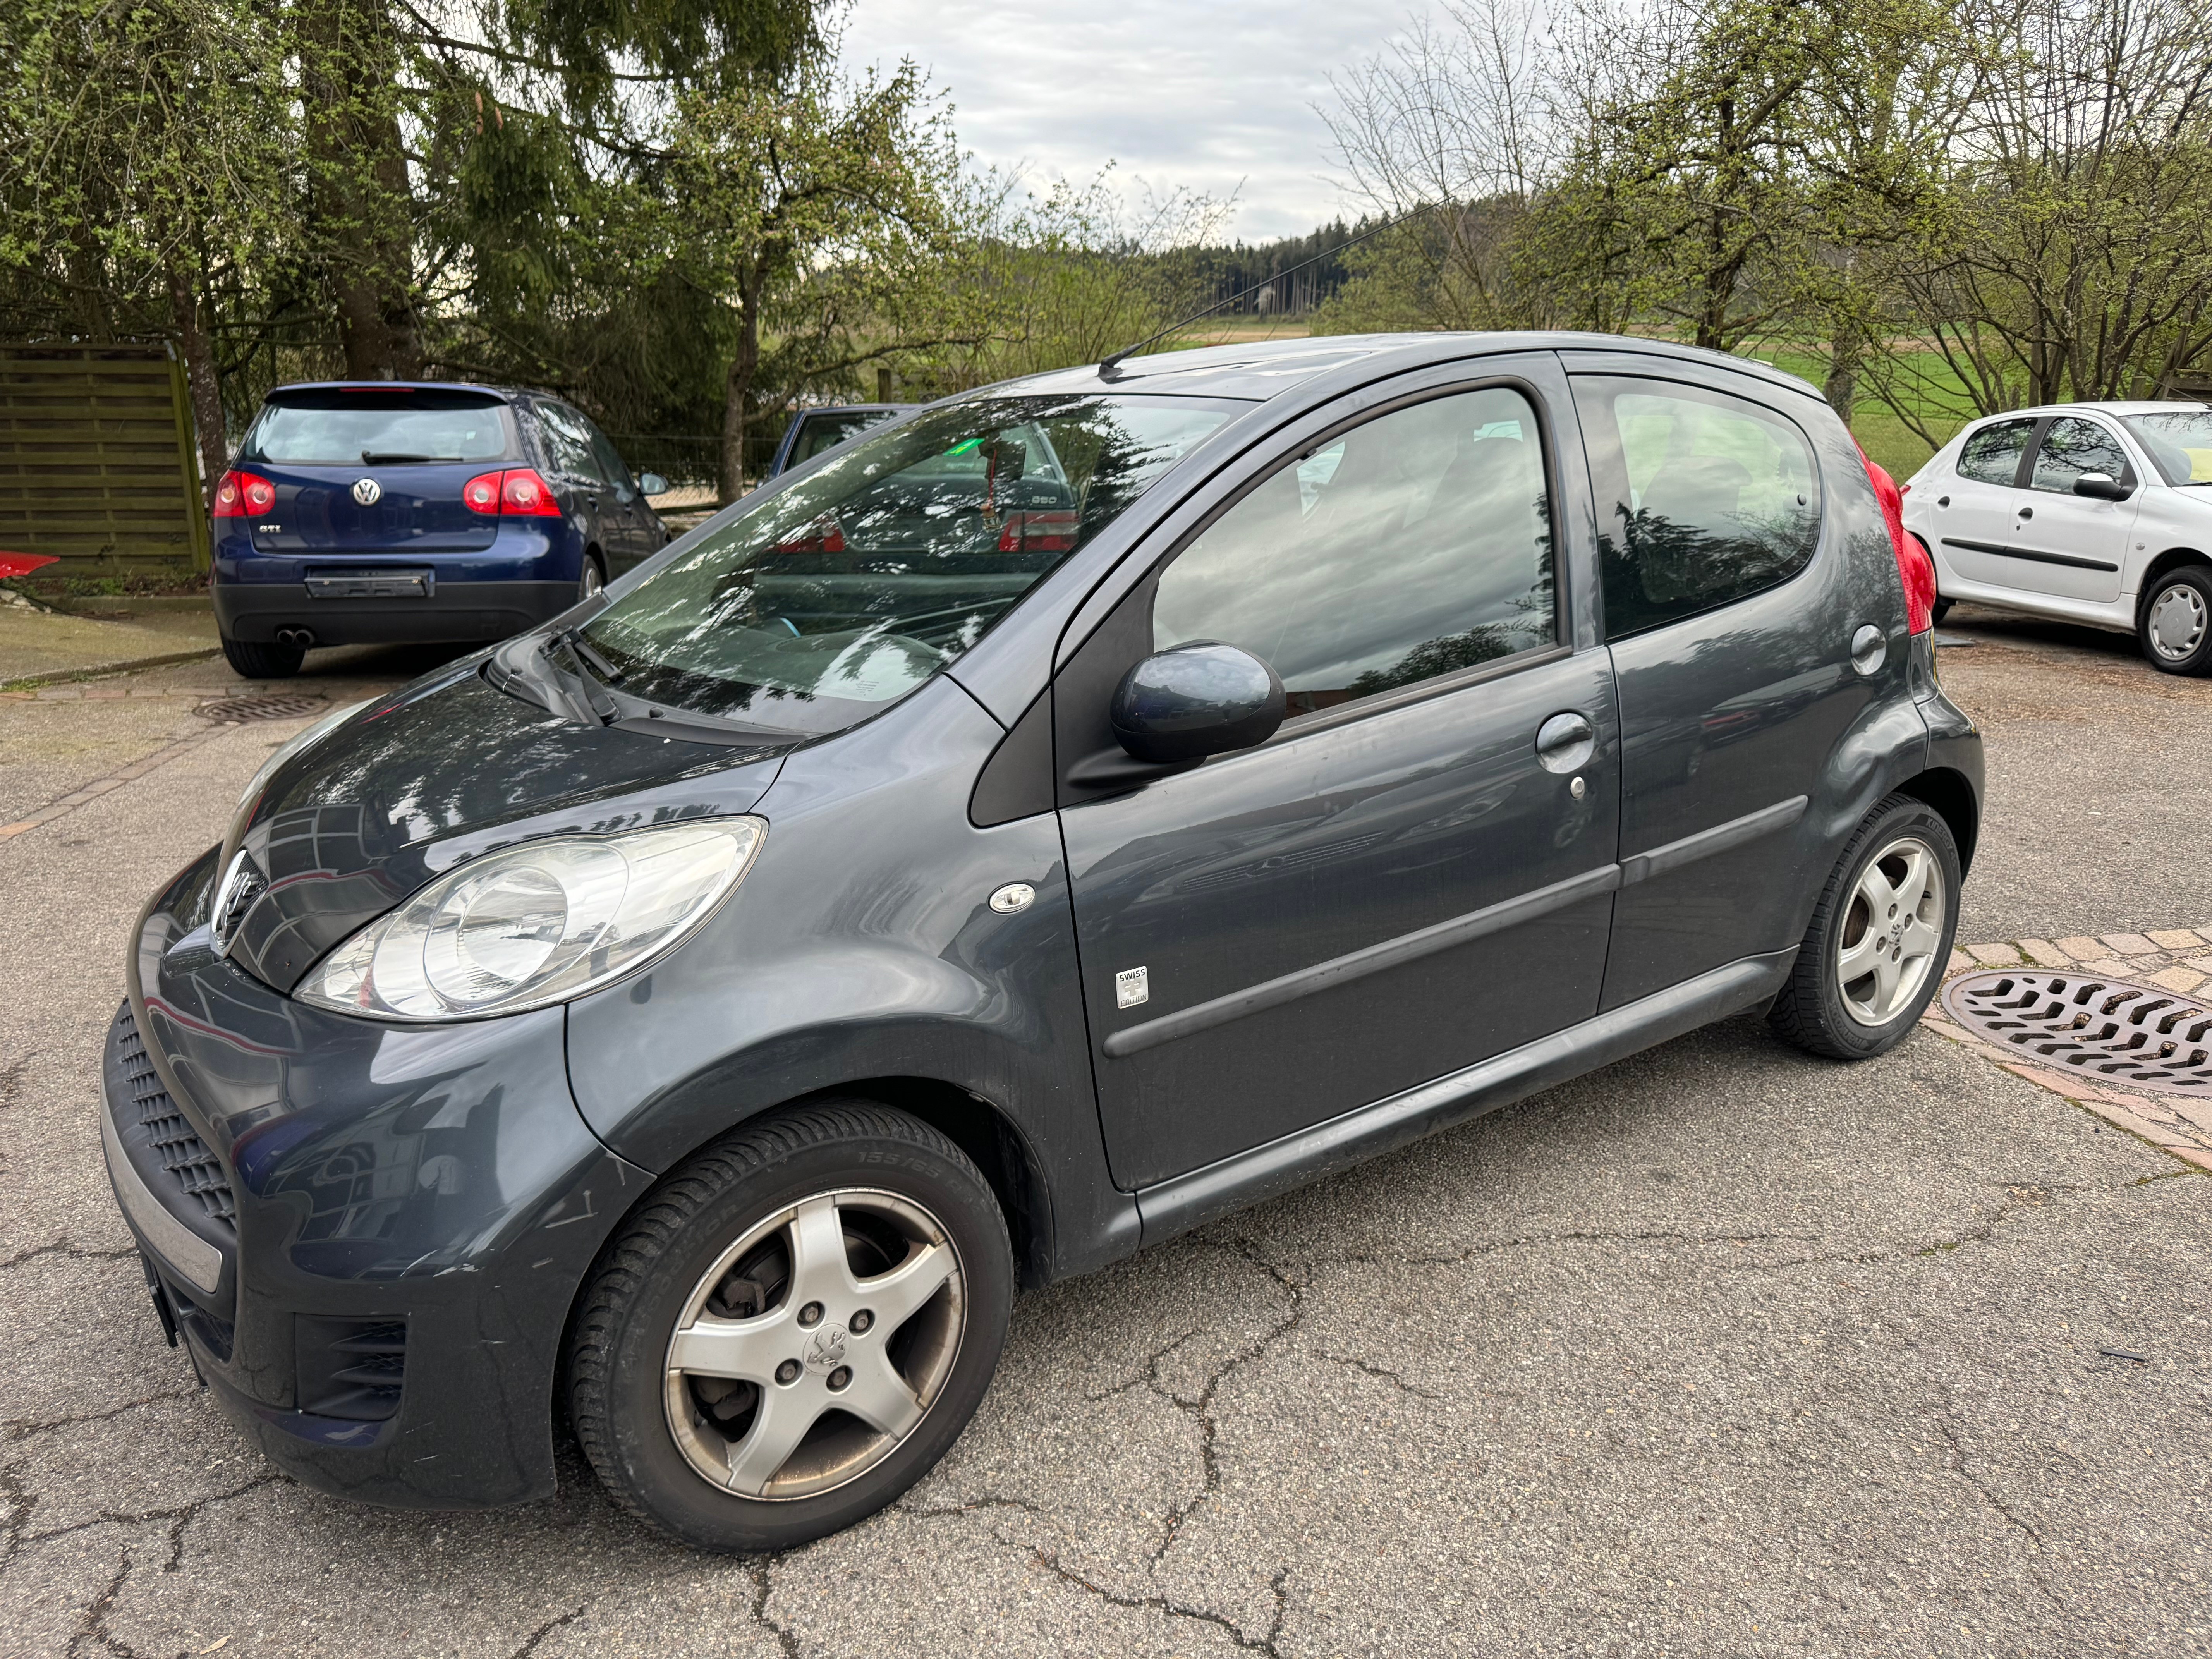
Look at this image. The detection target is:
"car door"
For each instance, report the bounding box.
[534,402,620,565]
[1568,368,1895,1008]
[2005,414,2135,603]
[1058,366,1621,1192]
[580,418,658,572]
[1925,416,2037,592]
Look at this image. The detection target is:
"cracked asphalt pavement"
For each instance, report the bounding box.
[3,617,2209,1658]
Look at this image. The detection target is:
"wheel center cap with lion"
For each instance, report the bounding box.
[803,1322,850,1374]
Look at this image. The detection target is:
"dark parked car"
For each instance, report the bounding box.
[210,382,670,679]
[105,333,1978,1553]
[766,403,912,477]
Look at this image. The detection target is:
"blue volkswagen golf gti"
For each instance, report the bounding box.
[210,382,670,678]
[106,333,1980,1551]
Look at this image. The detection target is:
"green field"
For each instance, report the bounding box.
[1762,348,1976,482]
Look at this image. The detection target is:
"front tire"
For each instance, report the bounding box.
[2138,565,2212,675]
[1769,795,1961,1060]
[219,635,304,679]
[568,1103,1013,1553]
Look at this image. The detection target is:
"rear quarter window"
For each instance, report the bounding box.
[1572,376,1822,641]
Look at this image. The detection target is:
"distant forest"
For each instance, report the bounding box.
[1188,221,1377,317]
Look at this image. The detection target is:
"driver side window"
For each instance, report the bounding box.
[1151,386,1557,719]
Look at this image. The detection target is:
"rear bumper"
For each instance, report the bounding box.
[212,579,577,646]
[103,845,651,1508]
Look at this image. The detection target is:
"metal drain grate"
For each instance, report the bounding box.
[196,692,328,724]
[1942,971,2212,1097]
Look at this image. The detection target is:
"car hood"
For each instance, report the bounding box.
[207,655,793,995]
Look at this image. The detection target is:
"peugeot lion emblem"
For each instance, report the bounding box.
[351,477,382,506]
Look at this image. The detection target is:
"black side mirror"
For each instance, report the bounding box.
[2074,471,2132,502]
[1110,642,1286,764]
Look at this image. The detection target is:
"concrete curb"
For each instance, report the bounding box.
[0,644,223,694]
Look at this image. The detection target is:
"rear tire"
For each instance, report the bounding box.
[1930,597,1953,625]
[579,553,606,604]
[1769,794,1961,1061]
[220,636,304,680]
[568,1102,1013,1553]
[2138,565,2212,675]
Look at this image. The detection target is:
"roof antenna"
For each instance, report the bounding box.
[1097,209,1420,382]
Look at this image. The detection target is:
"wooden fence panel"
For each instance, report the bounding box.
[0,343,210,577]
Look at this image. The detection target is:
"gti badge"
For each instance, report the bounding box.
[351,477,382,506]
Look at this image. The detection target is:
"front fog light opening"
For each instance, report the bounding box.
[299,817,764,1021]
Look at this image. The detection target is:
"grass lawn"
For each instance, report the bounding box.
[1763,347,1977,481]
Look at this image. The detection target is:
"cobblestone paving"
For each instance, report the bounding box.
[1934,929,2212,1173]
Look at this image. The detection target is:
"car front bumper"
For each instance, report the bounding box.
[104,845,649,1507]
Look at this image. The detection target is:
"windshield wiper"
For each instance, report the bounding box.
[361,451,464,464]
[563,628,625,684]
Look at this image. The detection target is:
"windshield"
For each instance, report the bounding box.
[2119,409,2212,484]
[246,391,514,465]
[579,394,1242,733]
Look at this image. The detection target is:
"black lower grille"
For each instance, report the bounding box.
[296,1317,408,1420]
[113,1002,237,1233]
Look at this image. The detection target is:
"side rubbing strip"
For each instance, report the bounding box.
[1101,863,1623,1060]
[1941,536,2119,574]
[1620,794,1808,887]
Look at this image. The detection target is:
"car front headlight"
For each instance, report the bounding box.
[296,818,765,1021]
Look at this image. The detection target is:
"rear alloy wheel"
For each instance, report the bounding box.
[579,553,606,605]
[568,1103,1012,1552]
[219,635,304,680]
[2139,566,2212,675]
[1769,794,1961,1060]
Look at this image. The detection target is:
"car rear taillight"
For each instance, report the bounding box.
[773,512,847,554]
[459,467,562,517]
[213,470,276,518]
[499,467,561,517]
[1857,446,1935,635]
[998,510,1079,553]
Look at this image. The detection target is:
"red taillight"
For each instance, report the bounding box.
[773,512,847,554]
[499,467,561,517]
[1858,447,1934,635]
[458,467,560,517]
[213,470,275,518]
[998,510,1078,553]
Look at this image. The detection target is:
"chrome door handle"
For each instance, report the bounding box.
[1535,711,1595,774]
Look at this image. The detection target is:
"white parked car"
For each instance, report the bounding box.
[1900,400,2212,674]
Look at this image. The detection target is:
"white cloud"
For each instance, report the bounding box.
[837,0,1428,241]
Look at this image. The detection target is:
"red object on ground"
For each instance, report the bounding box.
[1856,447,1936,634]
[0,551,58,580]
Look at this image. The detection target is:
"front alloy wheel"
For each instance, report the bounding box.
[569,1103,1012,1552]
[663,1189,964,1500]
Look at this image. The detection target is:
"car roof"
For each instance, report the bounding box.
[1964,399,2211,423]
[263,380,527,402]
[997,331,1828,404]
[795,404,913,416]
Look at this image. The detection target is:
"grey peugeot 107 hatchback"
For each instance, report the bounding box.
[103,333,1979,1552]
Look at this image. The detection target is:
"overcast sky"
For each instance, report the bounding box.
[838,0,1426,243]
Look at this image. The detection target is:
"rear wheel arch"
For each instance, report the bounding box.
[1894,767,1979,875]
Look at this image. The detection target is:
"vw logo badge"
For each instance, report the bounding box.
[351,477,382,506]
